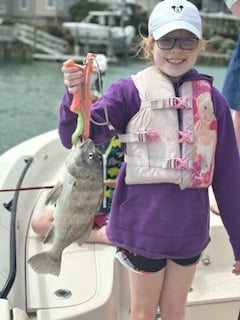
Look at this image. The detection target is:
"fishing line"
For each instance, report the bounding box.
[82,56,114,131]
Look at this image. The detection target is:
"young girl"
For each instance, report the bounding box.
[60,1,240,319]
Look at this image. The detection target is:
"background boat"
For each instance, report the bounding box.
[62,10,136,55]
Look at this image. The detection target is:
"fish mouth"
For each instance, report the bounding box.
[81,139,91,146]
[74,138,99,163]
[74,138,94,150]
[75,138,90,146]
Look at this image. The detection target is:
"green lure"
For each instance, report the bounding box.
[71,111,84,145]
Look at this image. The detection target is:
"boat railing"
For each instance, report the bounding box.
[15,23,69,54]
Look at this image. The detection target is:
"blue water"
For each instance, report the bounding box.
[0,60,227,155]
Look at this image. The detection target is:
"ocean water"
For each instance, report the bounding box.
[0,59,227,155]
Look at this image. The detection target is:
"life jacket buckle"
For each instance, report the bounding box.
[137,130,160,143]
[168,97,188,109]
[168,157,190,170]
[178,130,192,144]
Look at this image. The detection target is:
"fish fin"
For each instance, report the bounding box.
[28,251,61,276]
[96,193,104,212]
[43,226,55,244]
[45,181,63,205]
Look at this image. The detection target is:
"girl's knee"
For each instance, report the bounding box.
[31,216,42,233]
[31,210,54,237]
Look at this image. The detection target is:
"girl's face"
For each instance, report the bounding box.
[152,29,201,80]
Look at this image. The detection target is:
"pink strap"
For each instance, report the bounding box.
[168,97,188,109]
[138,130,160,143]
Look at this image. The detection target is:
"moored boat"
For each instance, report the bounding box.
[62,10,135,48]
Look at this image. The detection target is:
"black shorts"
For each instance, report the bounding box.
[116,247,201,274]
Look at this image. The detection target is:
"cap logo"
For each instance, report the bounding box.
[172,5,184,13]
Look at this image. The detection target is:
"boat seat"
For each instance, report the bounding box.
[186,213,240,320]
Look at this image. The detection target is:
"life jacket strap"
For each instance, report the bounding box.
[124,154,194,170]
[141,97,191,109]
[119,130,160,143]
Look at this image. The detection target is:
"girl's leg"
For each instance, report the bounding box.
[31,210,110,244]
[210,199,220,215]
[128,268,165,320]
[159,259,197,320]
[31,209,54,237]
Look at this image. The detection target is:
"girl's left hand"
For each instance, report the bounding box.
[232,260,240,275]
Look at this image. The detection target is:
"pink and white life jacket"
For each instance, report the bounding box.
[119,66,217,190]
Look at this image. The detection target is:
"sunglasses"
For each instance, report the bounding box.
[157,37,199,50]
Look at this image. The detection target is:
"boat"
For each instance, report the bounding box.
[0,129,240,320]
[62,10,135,48]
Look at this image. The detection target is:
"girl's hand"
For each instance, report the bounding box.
[61,64,85,94]
[232,260,240,275]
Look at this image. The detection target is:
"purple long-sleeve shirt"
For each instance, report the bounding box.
[59,67,240,260]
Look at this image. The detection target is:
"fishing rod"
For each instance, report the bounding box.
[0,186,54,192]
[0,179,116,193]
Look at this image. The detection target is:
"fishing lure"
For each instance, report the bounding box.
[63,53,96,144]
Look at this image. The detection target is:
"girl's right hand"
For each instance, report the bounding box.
[61,64,85,94]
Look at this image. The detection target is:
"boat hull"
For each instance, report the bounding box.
[62,22,135,46]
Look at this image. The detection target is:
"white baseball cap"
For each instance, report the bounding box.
[148,0,202,40]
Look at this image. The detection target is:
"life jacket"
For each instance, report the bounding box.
[119,66,217,190]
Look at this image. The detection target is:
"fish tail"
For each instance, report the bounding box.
[28,251,61,276]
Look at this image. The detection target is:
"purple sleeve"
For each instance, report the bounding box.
[212,88,240,259]
[58,78,140,147]
[58,89,77,149]
[89,78,140,145]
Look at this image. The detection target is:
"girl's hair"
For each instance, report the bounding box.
[136,36,155,62]
[136,35,206,62]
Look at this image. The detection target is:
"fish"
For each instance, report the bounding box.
[28,139,103,276]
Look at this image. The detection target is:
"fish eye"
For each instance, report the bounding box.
[88,152,94,160]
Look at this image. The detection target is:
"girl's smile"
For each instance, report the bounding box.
[153,29,201,79]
